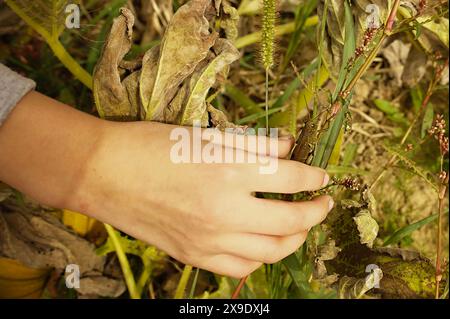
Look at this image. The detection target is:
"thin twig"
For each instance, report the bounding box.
[369,58,449,191]
[231,276,248,299]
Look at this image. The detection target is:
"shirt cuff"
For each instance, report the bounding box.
[0,64,36,126]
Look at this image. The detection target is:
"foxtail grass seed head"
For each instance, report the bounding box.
[261,0,276,70]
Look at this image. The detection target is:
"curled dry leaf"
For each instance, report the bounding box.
[179,39,240,125]
[318,0,390,80]
[0,206,125,298]
[399,1,449,52]
[141,0,218,121]
[314,239,341,282]
[381,39,412,86]
[208,104,246,131]
[220,0,240,41]
[337,267,383,299]
[94,0,240,129]
[93,8,137,121]
[353,209,379,248]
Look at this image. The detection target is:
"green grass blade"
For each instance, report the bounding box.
[383,211,449,246]
[225,84,261,115]
[280,0,318,71]
[332,0,356,100]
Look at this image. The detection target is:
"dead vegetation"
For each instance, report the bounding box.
[0,0,448,299]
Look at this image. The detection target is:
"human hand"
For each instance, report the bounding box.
[71,121,333,278]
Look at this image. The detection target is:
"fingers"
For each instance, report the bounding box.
[201,128,294,159]
[216,232,308,264]
[239,160,329,194]
[199,254,262,279]
[229,195,333,236]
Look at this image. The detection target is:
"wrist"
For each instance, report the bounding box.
[0,91,108,212]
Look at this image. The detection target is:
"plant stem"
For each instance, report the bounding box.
[174,265,193,299]
[136,263,152,297]
[188,268,200,298]
[342,0,401,98]
[231,276,248,299]
[104,224,140,299]
[369,59,448,191]
[47,38,93,89]
[5,0,93,90]
[265,68,270,135]
[435,174,448,298]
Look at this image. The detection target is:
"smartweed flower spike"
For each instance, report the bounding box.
[261,0,276,70]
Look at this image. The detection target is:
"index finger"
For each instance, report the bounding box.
[201,128,294,159]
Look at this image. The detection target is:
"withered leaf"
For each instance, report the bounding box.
[179,39,240,125]
[0,206,125,298]
[93,8,138,121]
[141,0,218,121]
[208,104,246,131]
[318,0,390,81]
[220,0,240,41]
[373,247,425,262]
[338,268,383,299]
[353,209,379,248]
[318,239,341,261]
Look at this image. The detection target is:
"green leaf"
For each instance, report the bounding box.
[333,0,355,98]
[374,99,409,125]
[282,252,311,292]
[374,99,398,115]
[410,86,424,113]
[224,84,261,115]
[383,211,449,246]
[269,64,329,127]
[281,0,318,71]
[421,105,434,139]
[342,143,358,167]
[271,58,319,109]
[236,106,283,125]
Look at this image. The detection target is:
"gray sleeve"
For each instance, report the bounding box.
[0,63,36,126]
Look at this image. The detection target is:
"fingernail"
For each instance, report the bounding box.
[322,173,330,187]
[328,198,335,211]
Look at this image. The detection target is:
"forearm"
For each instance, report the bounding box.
[0,91,106,210]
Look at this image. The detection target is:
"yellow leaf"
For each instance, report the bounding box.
[0,258,49,299]
[328,127,344,166]
[62,209,97,237]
